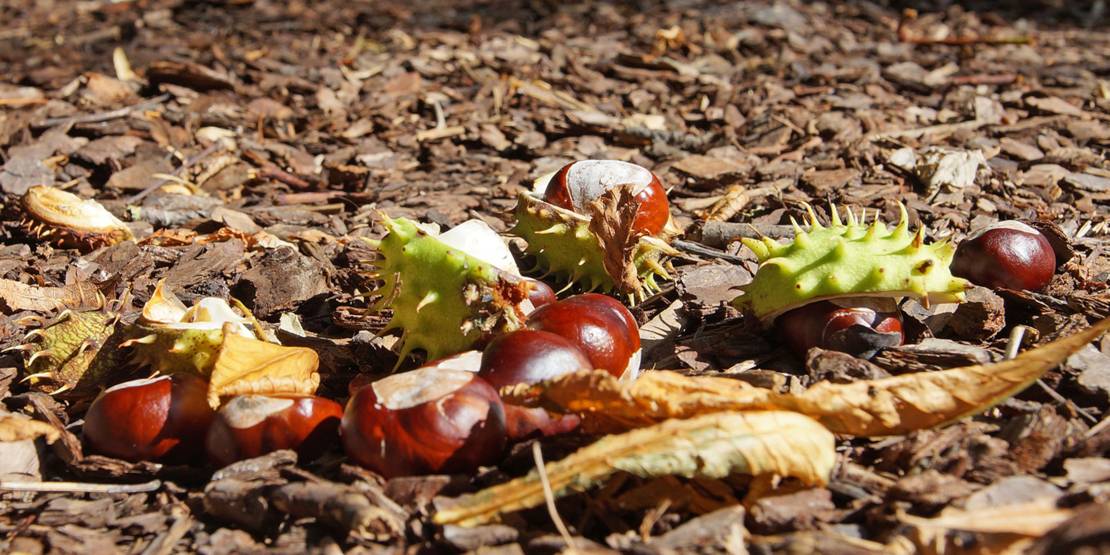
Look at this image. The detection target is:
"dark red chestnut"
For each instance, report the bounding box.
[83,374,215,463]
[205,395,343,467]
[525,277,557,309]
[542,160,670,237]
[774,299,903,359]
[951,220,1055,291]
[478,329,591,441]
[478,329,592,389]
[526,293,642,380]
[341,368,506,477]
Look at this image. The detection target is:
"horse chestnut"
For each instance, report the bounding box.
[83,374,215,463]
[951,220,1055,291]
[525,277,557,308]
[526,293,642,380]
[775,299,903,359]
[341,368,506,477]
[478,329,590,441]
[478,329,592,389]
[206,395,343,467]
[542,160,670,237]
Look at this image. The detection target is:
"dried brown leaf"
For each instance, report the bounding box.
[0,414,60,444]
[788,317,1110,435]
[207,326,320,408]
[509,318,1110,436]
[434,410,835,527]
[0,279,103,314]
[587,185,643,295]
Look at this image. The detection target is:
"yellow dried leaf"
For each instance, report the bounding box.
[206,327,320,408]
[510,317,1110,436]
[503,369,776,433]
[0,279,103,314]
[0,414,60,444]
[434,410,834,527]
[787,316,1110,435]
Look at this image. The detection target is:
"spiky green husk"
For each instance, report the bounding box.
[733,204,969,324]
[16,308,129,397]
[124,324,228,376]
[510,194,677,301]
[372,216,529,362]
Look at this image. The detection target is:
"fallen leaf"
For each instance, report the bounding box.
[0,414,60,444]
[206,326,320,408]
[0,279,104,314]
[789,317,1110,435]
[587,185,643,295]
[433,410,835,527]
[507,318,1110,436]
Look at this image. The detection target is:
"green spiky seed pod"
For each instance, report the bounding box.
[733,203,969,324]
[511,193,678,301]
[370,216,531,363]
[13,303,130,398]
[122,281,268,376]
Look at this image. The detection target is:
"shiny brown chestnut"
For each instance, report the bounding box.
[83,374,215,463]
[951,221,1055,291]
[525,277,557,308]
[478,329,591,441]
[774,299,903,359]
[205,395,343,467]
[526,293,642,380]
[478,329,592,389]
[341,368,506,477]
[543,160,670,237]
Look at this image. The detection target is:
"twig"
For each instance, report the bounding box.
[671,239,748,264]
[127,142,223,204]
[948,73,1020,86]
[897,9,1034,46]
[141,505,192,555]
[34,94,171,129]
[0,479,162,493]
[0,97,48,107]
[532,442,576,550]
[1007,326,1098,424]
[866,118,987,141]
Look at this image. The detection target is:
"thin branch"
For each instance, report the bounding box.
[0,479,162,493]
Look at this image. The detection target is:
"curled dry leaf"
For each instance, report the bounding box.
[206,326,320,408]
[0,414,60,444]
[434,410,835,527]
[587,185,644,295]
[506,317,1110,436]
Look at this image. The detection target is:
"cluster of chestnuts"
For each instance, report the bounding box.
[83,374,343,466]
[73,157,1061,479]
[81,292,640,477]
[341,292,640,477]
